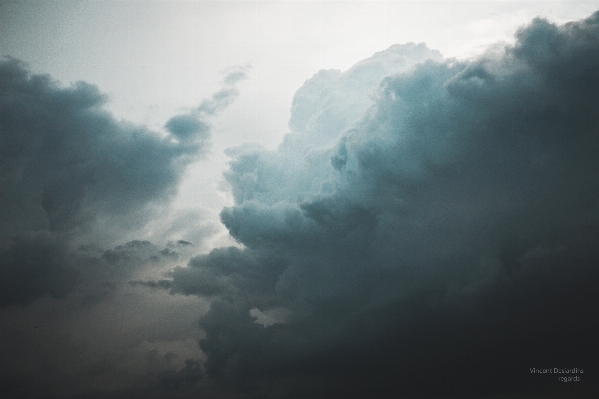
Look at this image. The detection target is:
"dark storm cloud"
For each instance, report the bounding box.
[0,233,76,307]
[0,237,200,399]
[0,57,204,236]
[169,12,599,399]
[129,279,173,290]
[0,59,245,308]
[170,246,287,301]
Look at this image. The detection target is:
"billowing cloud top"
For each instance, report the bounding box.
[168,11,599,399]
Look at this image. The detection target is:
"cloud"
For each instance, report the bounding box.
[165,115,210,143]
[169,11,599,398]
[165,64,250,140]
[0,57,201,238]
[0,239,206,399]
[0,58,246,308]
[0,233,76,307]
[129,279,173,290]
[158,358,202,391]
[0,56,250,399]
[288,43,442,140]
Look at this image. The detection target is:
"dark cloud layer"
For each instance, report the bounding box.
[0,57,252,399]
[0,58,247,308]
[0,57,214,237]
[0,237,204,399]
[167,12,599,399]
[0,233,76,307]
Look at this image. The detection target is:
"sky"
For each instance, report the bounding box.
[1,1,599,398]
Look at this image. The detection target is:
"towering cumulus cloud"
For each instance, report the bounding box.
[170,12,599,398]
[0,58,247,307]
